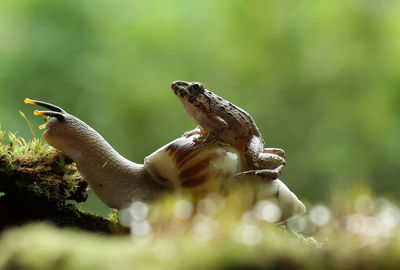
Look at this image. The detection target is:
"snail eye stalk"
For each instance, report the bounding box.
[34,110,65,121]
[24,98,65,113]
[25,98,67,121]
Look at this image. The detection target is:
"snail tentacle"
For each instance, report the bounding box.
[25,98,65,113]
[33,110,66,121]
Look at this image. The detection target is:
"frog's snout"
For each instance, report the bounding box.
[171,80,189,93]
[171,80,205,98]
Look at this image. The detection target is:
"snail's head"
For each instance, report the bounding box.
[24,98,86,154]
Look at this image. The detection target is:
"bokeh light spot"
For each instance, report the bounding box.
[310,205,331,226]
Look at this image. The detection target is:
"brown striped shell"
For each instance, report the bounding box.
[144,133,306,219]
[144,134,243,195]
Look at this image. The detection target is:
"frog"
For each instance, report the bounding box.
[171,80,286,180]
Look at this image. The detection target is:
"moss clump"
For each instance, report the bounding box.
[0,127,112,233]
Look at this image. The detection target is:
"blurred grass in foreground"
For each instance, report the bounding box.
[1,186,400,270]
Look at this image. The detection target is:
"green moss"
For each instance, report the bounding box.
[0,127,111,233]
[0,128,84,204]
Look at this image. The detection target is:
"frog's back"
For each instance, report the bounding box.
[210,91,263,146]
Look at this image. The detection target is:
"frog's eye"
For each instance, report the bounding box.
[189,82,205,95]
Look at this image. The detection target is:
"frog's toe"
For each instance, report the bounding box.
[257,153,286,169]
[235,165,284,181]
[264,148,286,158]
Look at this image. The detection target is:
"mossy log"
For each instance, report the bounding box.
[0,129,112,233]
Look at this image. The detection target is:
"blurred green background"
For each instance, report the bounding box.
[1,0,399,215]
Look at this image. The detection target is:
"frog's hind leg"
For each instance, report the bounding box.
[263,148,286,158]
[257,152,286,170]
[234,164,285,181]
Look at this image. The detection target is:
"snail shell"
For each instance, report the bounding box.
[144,134,242,195]
[144,134,306,219]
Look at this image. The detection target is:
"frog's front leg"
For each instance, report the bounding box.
[234,164,285,181]
[205,114,228,134]
[182,126,228,146]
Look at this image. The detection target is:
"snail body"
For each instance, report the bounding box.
[24,94,305,220]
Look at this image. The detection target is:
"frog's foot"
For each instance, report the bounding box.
[186,132,211,145]
[255,152,286,170]
[264,148,286,158]
[234,164,285,181]
[182,126,203,138]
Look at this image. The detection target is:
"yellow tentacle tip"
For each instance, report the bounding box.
[24,98,35,105]
[39,124,47,130]
[34,110,44,116]
[102,161,108,168]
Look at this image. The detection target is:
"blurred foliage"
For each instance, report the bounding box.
[0,223,322,270]
[1,198,400,270]
[1,0,399,216]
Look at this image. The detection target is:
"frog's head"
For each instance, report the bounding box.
[171,80,211,116]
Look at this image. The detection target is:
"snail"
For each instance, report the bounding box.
[24,81,305,221]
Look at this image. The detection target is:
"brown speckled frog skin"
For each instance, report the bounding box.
[171,81,286,180]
